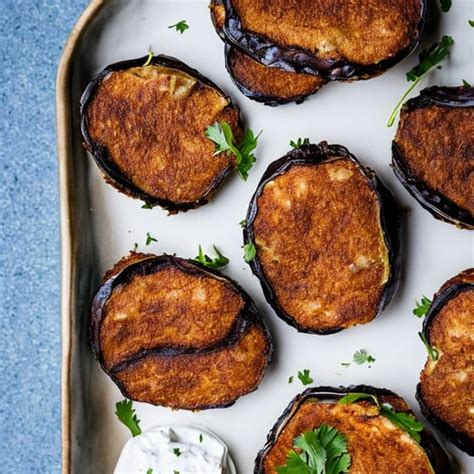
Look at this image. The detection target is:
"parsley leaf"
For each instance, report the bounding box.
[193,244,229,270]
[239,219,247,228]
[169,20,189,34]
[469,20,474,27]
[133,242,139,252]
[143,51,153,67]
[440,0,452,12]
[288,376,294,384]
[147,469,153,474]
[338,393,424,442]
[290,137,310,149]
[418,332,439,362]
[298,369,314,386]
[141,202,155,209]
[243,242,256,262]
[413,296,432,318]
[115,399,142,437]
[276,424,351,474]
[463,79,472,87]
[145,232,158,246]
[353,349,376,365]
[173,448,181,457]
[199,434,203,443]
[388,35,454,126]
[206,122,261,181]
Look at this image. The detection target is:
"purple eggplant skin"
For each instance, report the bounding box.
[254,385,451,474]
[89,254,273,410]
[221,0,427,81]
[80,55,241,214]
[392,86,474,229]
[244,142,401,335]
[416,271,474,456]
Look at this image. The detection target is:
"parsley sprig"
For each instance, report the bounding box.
[338,393,424,442]
[169,20,189,34]
[297,369,314,386]
[276,424,351,474]
[418,332,439,362]
[206,122,261,181]
[290,137,310,149]
[342,349,375,367]
[387,35,454,127]
[115,399,142,437]
[413,296,432,318]
[193,245,229,270]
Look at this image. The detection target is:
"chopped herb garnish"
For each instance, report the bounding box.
[239,219,247,228]
[297,369,313,386]
[419,332,439,362]
[276,424,351,474]
[463,79,471,87]
[469,20,474,27]
[338,393,424,442]
[141,202,155,209]
[289,137,310,149]
[387,35,454,127]
[147,469,153,474]
[206,122,261,181]
[115,399,142,437]
[199,434,203,443]
[145,232,158,246]
[413,296,432,318]
[133,242,139,252]
[288,376,294,384]
[169,20,189,34]
[193,244,229,269]
[173,447,181,457]
[342,349,375,367]
[174,471,180,474]
[243,242,257,262]
[143,51,153,67]
[440,0,452,12]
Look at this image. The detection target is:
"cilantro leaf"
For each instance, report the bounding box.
[276,424,351,474]
[413,296,432,318]
[440,0,452,11]
[388,35,454,126]
[290,137,310,149]
[205,122,261,181]
[143,51,153,67]
[115,399,142,437]
[380,404,424,443]
[297,369,314,386]
[338,393,424,442]
[193,244,229,270]
[169,20,189,34]
[353,349,376,365]
[243,242,257,263]
[418,332,439,362]
[145,232,158,246]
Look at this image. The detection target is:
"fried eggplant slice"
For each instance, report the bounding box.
[210,0,327,105]
[222,0,426,80]
[244,142,400,334]
[90,254,272,410]
[80,55,243,213]
[417,269,474,455]
[393,86,474,229]
[255,386,450,473]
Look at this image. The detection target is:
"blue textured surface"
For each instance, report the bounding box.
[0,1,87,472]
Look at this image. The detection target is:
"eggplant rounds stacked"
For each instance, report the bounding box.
[81,55,242,213]
[210,0,326,106]
[244,143,400,334]
[210,0,425,105]
[393,86,474,229]
[255,386,450,473]
[90,253,272,410]
[417,269,474,455]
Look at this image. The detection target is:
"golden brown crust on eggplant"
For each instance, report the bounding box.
[263,398,434,473]
[227,0,423,66]
[86,64,241,205]
[227,47,326,101]
[252,159,390,332]
[100,265,245,370]
[210,0,226,34]
[113,323,270,410]
[419,269,474,450]
[395,104,474,217]
[90,254,272,409]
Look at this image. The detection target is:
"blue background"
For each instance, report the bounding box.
[0,1,87,472]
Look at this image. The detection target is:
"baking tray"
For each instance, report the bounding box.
[56,1,474,472]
